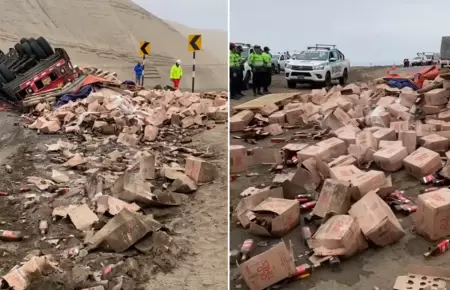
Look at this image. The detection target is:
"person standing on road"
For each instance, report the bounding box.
[262,46,272,94]
[170,60,183,90]
[229,43,242,99]
[235,45,245,97]
[249,45,264,96]
[134,62,144,85]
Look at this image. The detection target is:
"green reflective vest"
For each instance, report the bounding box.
[229,51,240,67]
[262,52,271,67]
[170,65,183,79]
[249,53,264,67]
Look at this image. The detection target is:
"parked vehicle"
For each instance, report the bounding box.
[271,52,290,73]
[441,37,450,68]
[410,52,438,66]
[0,37,77,105]
[285,44,350,88]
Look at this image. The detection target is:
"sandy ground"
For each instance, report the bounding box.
[0,0,227,90]
[229,67,445,290]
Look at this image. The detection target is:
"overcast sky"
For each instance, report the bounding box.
[230,0,447,66]
[133,0,227,31]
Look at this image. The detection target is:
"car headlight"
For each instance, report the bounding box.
[313,65,325,70]
[286,64,292,69]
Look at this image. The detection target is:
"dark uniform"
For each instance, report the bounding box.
[262,47,272,94]
[235,46,245,96]
[229,43,241,99]
[249,45,264,96]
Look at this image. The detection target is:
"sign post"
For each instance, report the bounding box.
[139,41,151,86]
[188,34,202,93]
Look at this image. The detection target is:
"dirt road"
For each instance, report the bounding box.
[229,66,437,290]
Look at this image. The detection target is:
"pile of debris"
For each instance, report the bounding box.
[0,74,227,289]
[230,69,450,289]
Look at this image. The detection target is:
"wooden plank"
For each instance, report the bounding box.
[233,93,298,110]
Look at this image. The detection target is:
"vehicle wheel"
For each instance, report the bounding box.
[0,86,18,103]
[339,69,348,86]
[14,43,25,57]
[37,37,54,56]
[29,40,47,60]
[277,65,281,74]
[287,80,296,89]
[21,42,33,57]
[20,38,29,44]
[0,64,15,82]
[324,71,332,89]
[442,64,445,69]
[0,73,6,85]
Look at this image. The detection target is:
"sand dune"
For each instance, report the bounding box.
[0,0,227,90]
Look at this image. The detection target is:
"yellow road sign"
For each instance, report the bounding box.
[188,34,202,51]
[139,41,150,56]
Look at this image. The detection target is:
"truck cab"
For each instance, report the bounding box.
[284,44,350,89]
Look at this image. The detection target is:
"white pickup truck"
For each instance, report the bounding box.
[285,45,350,89]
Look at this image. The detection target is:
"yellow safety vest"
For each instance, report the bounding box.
[249,53,264,67]
[229,51,240,67]
[262,52,272,67]
[170,65,183,79]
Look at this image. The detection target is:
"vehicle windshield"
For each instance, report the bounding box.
[425,55,433,59]
[297,50,329,61]
[291,54,301,60]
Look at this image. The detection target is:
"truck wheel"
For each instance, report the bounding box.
[20,38,29,44]
[0,73,6,85]
[14,43,25,57]
[29,40,47,60]
[37,37,54,56]
[287,80,296,89]
[339,69,348,86]
[324,71,332,89]
[0,64,14,82]
[277,65,281,74]
[21,42,33,57]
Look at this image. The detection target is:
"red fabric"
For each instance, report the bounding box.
[173,79,180,89]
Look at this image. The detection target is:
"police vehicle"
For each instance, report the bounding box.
[284,44,350,89]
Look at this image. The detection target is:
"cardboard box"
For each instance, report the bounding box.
[426,119,445,131]
[373,146,408,172]
[185,156,218,183]
[333,107,352,125]
[230,145,247,174]
[423,104,446,115]
[312,179,352,218]
[398,130,417,154]
[251,148,284,165]
[349,191,405,246]
[297,145,330,162]
[329,165,362,181]
[317,137,347,159]
[273,168,318,199]
[239,242,296,290]
[419,133,449,152]
[230,110,254,132]
[372,128,396,147]
[309,215,368,257]
[403,147,442,178]
[356,131,377,151]
[334,125,360,145]
[268,111,286,125]
[328,155,357,168]
[285,107,303,125]
[249,197,300,237]
[389,121,410,133]
[350,170,386,200]
[235,187,284,228]
[393,264,449,290]
[416,123,437,137]
[424,88,449,105]
[378,140,403,149]
[400,91,419,108]
[282,143,308,161]
[414,188,450,241]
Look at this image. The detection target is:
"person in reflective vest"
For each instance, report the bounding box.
[229,43,242,99]
[249,45,264,96]
[235,45,245,96]
[170,60,183,90]
[262,46,272,94]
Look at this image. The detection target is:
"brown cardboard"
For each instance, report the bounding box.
[350,170,386,200]
[268,111,286,125]
[282,143,308,161]
[264,124,284,136]
[230,110,254,132]
[403,147,442,178]
[297,145,331,162]
[426,119,445,131]
[414,188,450,241]
[416,123,437,137]
[424,88,449,105]
[239,242,296,290]
[373,146,408,172]
[355,130,377,151]
[302,158,322,184]
[185,156,217,183]
[274,168,319,198]
[334,125,360,145]
[349,191,405,246]
[68,204,99,230]
[329,165,362,182]
[309,215,368,257]
[390,121,410,133]
[423,104,446,115]
[398,130,417,154]
[438,110,450,122]
[386,103,411,121]
[317,137,347,159]
[312,179,352,218]
[378,140,403,149]
[400,91,419,108]
[235,187,284,228]
[419,133,449,152]
[249,197,300,237]
[252,148,284,165]
[230,145,248,174]
[285,107,303,125]
[372,128,396,147]
[328,155,357,168]
[377,175,394,198]
[333,107,352,125]
[260,103,279,117]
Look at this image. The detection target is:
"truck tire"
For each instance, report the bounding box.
[277,64,281,74]
[29,40,47,60]
[0,64,15,82]
[20,38,29,44]
[0,73,6,85]
[37,37,54,56]
[0,86,18,102]
[324,71,332,89]
[287,80,296,89]
[14,43,25,57]
[21,42,33,57]
[339,69,348,86]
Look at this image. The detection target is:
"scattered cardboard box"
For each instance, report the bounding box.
[312,179,353,218]
[373,146,408,172]
[403,147,442,179]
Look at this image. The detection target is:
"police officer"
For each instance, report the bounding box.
[235,45,245,96]
[229,43,241,99]
[249,45,264,96]
[262,46,272,94]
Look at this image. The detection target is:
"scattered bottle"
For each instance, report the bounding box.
[393,204,417,214]
[240,239,255,262]
[420,187,440,193]
[0,230,23,241]
[301,225,313,247]
[19,187,31,193]
[424,239,450,258]
[300,201,317,210]
[39,220,48,235]
[101,261,124,280]
[291,263,312,280]
[422,174,439,184]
